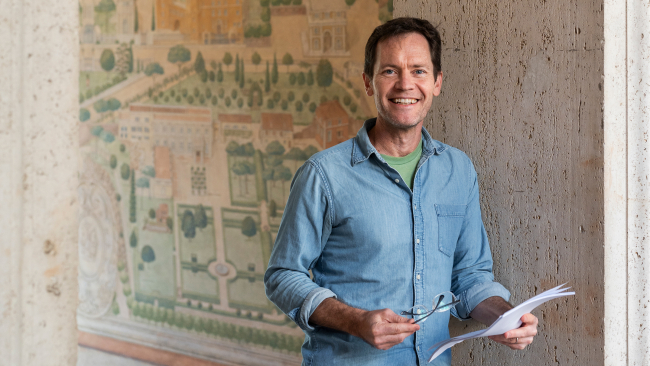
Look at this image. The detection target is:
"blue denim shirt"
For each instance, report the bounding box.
[264,119,510,365]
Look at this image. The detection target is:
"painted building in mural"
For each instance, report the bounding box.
[303,0,349,57]
[77,0,391,364]
[156,0,244,44]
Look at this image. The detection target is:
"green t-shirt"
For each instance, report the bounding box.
[380,140,423,189]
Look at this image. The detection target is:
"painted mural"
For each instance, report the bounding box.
[77,0,392,364]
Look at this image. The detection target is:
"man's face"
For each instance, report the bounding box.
[363,32,442,130]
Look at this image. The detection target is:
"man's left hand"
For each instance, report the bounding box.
[487,313,538,350]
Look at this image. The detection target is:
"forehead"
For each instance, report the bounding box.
[374,32,432,68]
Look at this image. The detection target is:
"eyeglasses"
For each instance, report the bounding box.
[400,291,460,324]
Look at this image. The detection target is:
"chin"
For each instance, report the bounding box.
[380,115,422,129]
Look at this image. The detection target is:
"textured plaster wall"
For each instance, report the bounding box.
[398,1,604,365]
[603,0,650,364]
[0,0,79,365]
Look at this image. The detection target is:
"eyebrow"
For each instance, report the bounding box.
[379,63,431,69]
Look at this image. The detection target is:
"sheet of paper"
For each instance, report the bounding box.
[427,284,575,362]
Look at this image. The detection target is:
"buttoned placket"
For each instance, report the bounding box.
[412,163,425,363]
[412,147,434,364]
[381,151,429,364]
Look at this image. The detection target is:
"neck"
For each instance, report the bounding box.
[368,118,423,157]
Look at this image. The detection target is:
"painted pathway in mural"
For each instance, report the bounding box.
[77,0,392,364]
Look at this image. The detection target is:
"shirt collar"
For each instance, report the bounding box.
[351,118,447,166]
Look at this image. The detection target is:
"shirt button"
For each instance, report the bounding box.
[416,274,421,280]
[416,238,420,244]
[394,178,400,183]
[414,205,417,210]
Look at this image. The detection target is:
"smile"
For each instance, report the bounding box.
[390,98,419,105]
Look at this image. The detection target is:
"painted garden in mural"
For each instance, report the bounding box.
[77,0,391,364]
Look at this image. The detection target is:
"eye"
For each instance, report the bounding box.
[384,69,396,75]
[414,69,425,75]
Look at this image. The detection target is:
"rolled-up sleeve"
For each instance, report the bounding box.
[450,162,511,320]
[264,161,336,331]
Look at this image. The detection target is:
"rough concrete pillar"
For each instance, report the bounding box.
[604,1,650,365]
[398,1,604,365]
[0,0,79,365]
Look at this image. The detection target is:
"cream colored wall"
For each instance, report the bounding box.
[0,0,79,365]
[397,1,604,365]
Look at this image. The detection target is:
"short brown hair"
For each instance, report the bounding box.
[363,17,442,80]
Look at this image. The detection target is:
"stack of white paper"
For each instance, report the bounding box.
[427,284,575,362]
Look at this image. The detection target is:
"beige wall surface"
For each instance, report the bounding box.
[0,0,79,365]
[398,1,604,365]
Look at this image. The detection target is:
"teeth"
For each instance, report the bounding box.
[392,98,418,105]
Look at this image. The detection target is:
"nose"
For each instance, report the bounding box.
[394,72,415,91]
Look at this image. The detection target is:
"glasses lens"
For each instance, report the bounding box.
[432,292,458,313]
[404,305,429,323]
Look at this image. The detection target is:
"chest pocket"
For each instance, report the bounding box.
[435,204,467,257]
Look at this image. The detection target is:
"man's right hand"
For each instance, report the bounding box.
[351,308,420,350]
[310,298,419,350]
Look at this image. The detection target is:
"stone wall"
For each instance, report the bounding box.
[0,0,79,365]
[397,1,604,365]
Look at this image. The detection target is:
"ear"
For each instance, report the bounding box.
[432,72,443,97]
[362,73,374,97]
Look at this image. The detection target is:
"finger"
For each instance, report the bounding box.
[383,311,413,323]
[374,332,413,350]
[504,324,538,339]
[520,313,539,326]
[379,322,420,335]
[488,335,534,350]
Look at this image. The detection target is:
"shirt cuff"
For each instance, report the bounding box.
[293,287,337,331]
[452,281,511,320]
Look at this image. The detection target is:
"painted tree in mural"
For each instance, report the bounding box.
[80,108,90,122]
[195,204,208,230]
[130,230,137,248]
[223,52,233,70]
[217,63,224,82]
[239,59,245,89]
[144,62,164,83]
[168,45,191,73]
[265,61,271,92]
[282,52,293,72]
[241,216,257,238]
[93,98,121,115]
[120,163,130,180]
[166,217,173,232]
[194,51,206,74]
[100,49,115,77]
[316,59,333,89]
[272,53,279,84]
[115,43,132,77]
[268,200,277,217]
[109,155,117,169]
[232,161,255,195]
[274,165,292,201]
[285,147,307,160]
[235,54,240,81]
[141,245,156,263]
[307,145,321,158]
[151,3,155,30]
[129,170,136,223]
[136,176,150,198]
[182,210,196,239]
[252,52,261,71]
[307,69,314,86]
[133,0,139,32]
[94,0,116,33]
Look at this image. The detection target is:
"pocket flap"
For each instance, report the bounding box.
[435,204,467,217]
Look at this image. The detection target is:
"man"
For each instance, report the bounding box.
[264,17,538,365]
